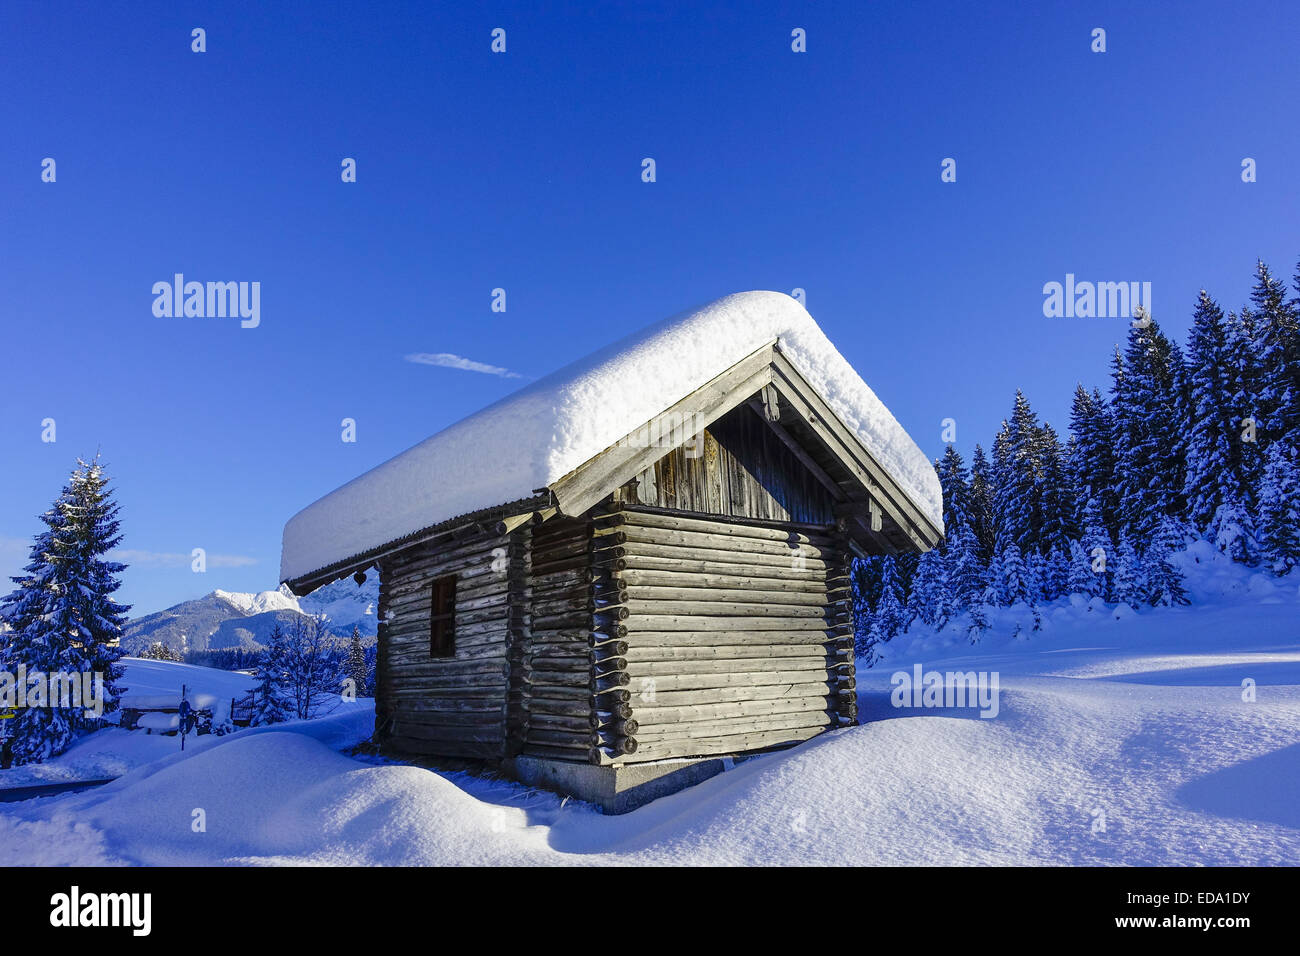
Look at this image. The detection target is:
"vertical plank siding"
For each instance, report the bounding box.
[619,403,836,525]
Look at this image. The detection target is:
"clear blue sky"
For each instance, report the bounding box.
[2,1,1297,615]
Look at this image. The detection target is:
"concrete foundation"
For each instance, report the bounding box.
[506,754,731,813]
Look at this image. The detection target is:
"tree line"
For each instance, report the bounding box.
[853,258,1300,662]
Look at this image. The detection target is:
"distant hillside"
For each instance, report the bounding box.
[122,570,378,655]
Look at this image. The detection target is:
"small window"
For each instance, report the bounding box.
[430,575,456,657]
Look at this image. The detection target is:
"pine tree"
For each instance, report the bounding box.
[1110,535,1144,609]
[935,446,970,543]
[1250,260,1300,445]
[1067,539,1100,598]
[1257,441,1300,574]
[345,626,368,697]
[1068,385,1120,538]
[967,444,996,564]
[906,548,948,630]
[872,556,907,642]
[0,457,129,764]
[1076,499,1114,599]
[1226,307,1266,493]
[991,392,1042,555]
[945,520,986,611]
[250,624,292,726]
[1144,517,1189,607]
[1184,290,1258,561]
[989,544,1033,607]
[1040,545,1070,602]
[1037,423,1077,554]
[1112,310,1191,545]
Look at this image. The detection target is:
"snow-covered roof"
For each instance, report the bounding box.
[280,291,942,584]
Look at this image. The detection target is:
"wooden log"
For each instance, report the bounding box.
[625,681,836,708]
[620,586,830,608]
[617,568,831,591]
[624,614,834,631]
[620,643,849,663]
[619,525,840,559]
[618,724,826,763]
[618,543,834,572]
[621,669,842,693]
[634,712,832,742]
[625,657,846,678]
[623,629,843,646]
[631,695,837,724]
[602,509,838,546]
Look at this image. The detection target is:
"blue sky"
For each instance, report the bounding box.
[2,0,1298,615]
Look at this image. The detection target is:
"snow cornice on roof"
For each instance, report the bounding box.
[280,291,942,588]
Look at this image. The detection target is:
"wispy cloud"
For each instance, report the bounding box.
[111,550,258,569]
[404,352,523,379]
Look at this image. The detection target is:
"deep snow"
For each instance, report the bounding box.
[2,551,1296,866]
[0,659,367,791]
[279,291,943,583]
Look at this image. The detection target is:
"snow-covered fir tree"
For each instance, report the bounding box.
[0,457,129,765]
[1112,310,1191,545]
[1067,539,1100,598]
[250,623,292,726]
[1143,517,1189,607]
[1068,385,1120,539]
[906,547,948,630]
[1036,423,1077,556]
[1249,260,1300,445]
[1109,535,1144,610]
[344,626,368,697]
[967,444,997,563]
[935,445,970,541]
[1184,290,1258,561]
[989,544,1033,607]
[1257,441,1300,574]
[1075,498,1113,599]
[873,556,907,641]
[945,520,986,610]
[991,392,1041,555]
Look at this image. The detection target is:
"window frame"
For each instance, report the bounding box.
[430,574,456,658]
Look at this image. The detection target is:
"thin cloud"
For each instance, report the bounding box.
[111,550,258,569]
[404,352,523,379]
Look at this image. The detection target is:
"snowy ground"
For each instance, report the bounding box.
[0,659,359,791]
[1,550,1296,866]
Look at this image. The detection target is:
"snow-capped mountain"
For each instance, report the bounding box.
[123,569,379,655]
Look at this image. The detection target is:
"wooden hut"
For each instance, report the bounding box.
[281,292,942,811]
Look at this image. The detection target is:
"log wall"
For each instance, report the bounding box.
[509,517,599,760]
[375,531,514,759]
[374,506,857,768]
[589,505,857,765]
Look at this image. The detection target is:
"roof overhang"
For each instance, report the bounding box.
[284,339,942,594]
